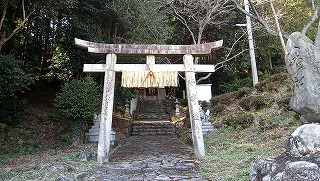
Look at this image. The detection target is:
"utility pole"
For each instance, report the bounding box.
[244,0,259,86]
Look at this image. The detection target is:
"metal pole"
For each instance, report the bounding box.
[244,0,259,86]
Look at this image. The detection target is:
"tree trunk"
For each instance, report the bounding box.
[315,20,320,47]
[269,0,287,53]
[0,36,5,53]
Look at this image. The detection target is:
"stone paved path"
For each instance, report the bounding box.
[88,135,207,181]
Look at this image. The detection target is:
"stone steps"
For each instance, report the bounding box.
[137,113,170,120]
[139,100,167,113]
[136,100,170,121]
[132,100,174,135]
[202,121,215,134]
[131,120,175,136]
[85,114,116,144]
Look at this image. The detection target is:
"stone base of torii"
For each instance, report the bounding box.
[75,38,223,164]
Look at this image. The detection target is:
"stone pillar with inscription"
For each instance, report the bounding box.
[183,54,205,157]
[286,32,320,123]
[97,54,117,164]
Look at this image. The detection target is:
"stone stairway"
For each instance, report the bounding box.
[86,114,116,144]
[131,120,175,136]
[202,121,215,134]
[132,100,174,136]
[136,100,170,120]
[199,107,215,135]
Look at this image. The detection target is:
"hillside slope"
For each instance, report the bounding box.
[200,72,301,180]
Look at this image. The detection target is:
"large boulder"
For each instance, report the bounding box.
[281,161,320,181]
[287,124,320,157]
[286,32,320,123]
[250,124,320,181]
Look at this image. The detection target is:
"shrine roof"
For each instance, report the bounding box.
[75,38,223,57]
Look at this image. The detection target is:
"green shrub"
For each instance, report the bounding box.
[54,77,101,143]
[54,77,101,120]
[71,119,88,143]
[225,111,254,129]
[257,117,280,131]
[200,100,210,110]
[234,87,252,99]
[211,104,225,115]
[210,96,220,106]
[210,87,252,107]
[178,98,188,107]
[0,123,7,130]
[0,55,34,126]
[210,92,235,106]
[254,73,292,93]
[0,54,35,101]
[0,98,28,126]
[114,87,137,109]
[239,95,271,111]
[218,76,252,93]
[277,97,291,110]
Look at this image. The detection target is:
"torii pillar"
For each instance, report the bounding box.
[184,54,205,157]
[75,38,223,163]
[98,54,116,163]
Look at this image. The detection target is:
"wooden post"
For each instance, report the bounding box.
[97,54,117,164]
[146,55,155,64]
[183,54,205,157]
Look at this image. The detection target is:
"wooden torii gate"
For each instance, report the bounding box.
[75,38,223,164]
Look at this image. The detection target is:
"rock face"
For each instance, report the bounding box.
[287,124,320,157]
[250,124,320,181]
[282,161,320,181]
[78,150,93,162]
[286,32,320,123]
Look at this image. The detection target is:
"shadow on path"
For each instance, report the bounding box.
[89,135,207,181]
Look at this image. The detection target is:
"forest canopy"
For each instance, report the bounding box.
[0,0,317,104]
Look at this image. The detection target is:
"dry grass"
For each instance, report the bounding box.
[200,113,300,180]
[0,144,99,181]
[200,72,300,180]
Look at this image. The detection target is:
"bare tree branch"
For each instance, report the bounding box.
[2,13,30,45]
[226,28,247,58]
[0,1,38,51]
[313,0,320,46]
[197,30,248,84]
[0,0,8,29]
[302,5,319,35]
[170,5,197,44]
[312,0,316,10]
[165,0,242,83]
[178,73,186,81]
[315,20,320,47]
[22,0,26,20]
[215,49,249,71]
[197,73,212,83]
[269,0,286,52]
[230,0,286,38]
[167,0,233,45]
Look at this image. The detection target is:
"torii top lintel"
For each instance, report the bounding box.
[75,38,223,57]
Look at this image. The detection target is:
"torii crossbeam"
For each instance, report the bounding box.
[75,38,223,164]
